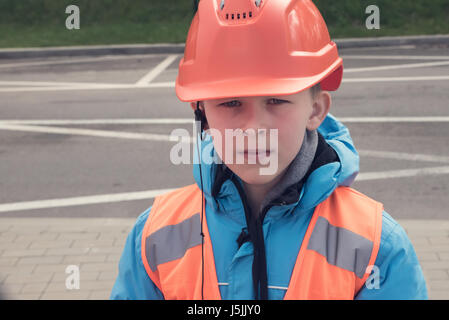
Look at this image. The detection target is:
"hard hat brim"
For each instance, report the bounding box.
[175,58,343,102]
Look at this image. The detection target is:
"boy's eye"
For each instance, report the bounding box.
[219,98,288,108]
[268,98,287,105]
[220,100,241,108]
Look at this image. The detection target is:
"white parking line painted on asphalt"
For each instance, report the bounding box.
[1,75,448,93]
[1,117,449,127]
[339,117,449,123]
[343,75,449,83]
[358,150,449,164]
[0,123,184,142]
[0,119,195,125]
[0,81,176,92]
[0,117,448,143]
[0,53,168,69]
[0,74,449,93]
[144,81,175,87]
[357,166,449,181]
[135,54,178,86]
[342,55,449,60]
[0,188,177,213]
[1,165,449,213]
[0,83,138,92]
[0,80,119,87]
[340,45,416,51]
[345,60,449,73]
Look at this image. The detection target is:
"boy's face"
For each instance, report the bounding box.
[194,88,331,186]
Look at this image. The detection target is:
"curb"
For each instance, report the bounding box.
[0,34,448,59]
[335,34,449,48]
[0,43,185,59]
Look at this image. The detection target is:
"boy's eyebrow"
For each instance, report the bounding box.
[220,97,242,100]
[219,96,290,101]
[268,96,290,99]
[214,97,239,102]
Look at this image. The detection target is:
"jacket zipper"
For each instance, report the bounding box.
[229,174,278,300]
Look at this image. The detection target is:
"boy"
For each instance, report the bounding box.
[110,0,428,299]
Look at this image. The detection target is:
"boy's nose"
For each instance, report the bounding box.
[239,104,269,134]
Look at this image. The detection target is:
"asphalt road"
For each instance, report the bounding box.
[0,43,448,219]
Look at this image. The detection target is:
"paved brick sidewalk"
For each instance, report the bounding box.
[0,217,448,300]
[0,217,133,300]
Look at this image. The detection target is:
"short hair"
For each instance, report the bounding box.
[310,83,322,99]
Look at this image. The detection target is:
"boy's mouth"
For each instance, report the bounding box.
[237,149,272,157]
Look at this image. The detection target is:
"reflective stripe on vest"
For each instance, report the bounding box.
[145,214,202,272]
[141,184,383,300]
[307,216,373,278]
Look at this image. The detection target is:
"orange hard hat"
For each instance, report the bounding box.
[175,0,343,102]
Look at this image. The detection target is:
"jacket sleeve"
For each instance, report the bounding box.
[355,210,428,300]
[110,206,165,300]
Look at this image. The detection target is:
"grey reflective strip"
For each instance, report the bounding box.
[146,213,202,272]
[307,216,373,278]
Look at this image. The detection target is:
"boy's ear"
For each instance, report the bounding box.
[307,91,331,130]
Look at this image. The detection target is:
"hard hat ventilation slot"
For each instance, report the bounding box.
[225,11,252,20]
[219,0,261,22]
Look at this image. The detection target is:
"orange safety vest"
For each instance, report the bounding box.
[141,184,383,300]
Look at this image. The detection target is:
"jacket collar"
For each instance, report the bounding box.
[192,113,359,217]
[211,131,338,206]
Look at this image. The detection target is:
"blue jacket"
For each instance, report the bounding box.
[110,114,428,300]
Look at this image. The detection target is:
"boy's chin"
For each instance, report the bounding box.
[232,167,280,186]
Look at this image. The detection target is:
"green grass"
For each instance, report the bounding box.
[0,0,448,48]
[0,0,194,47]
[0,22,190,48]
